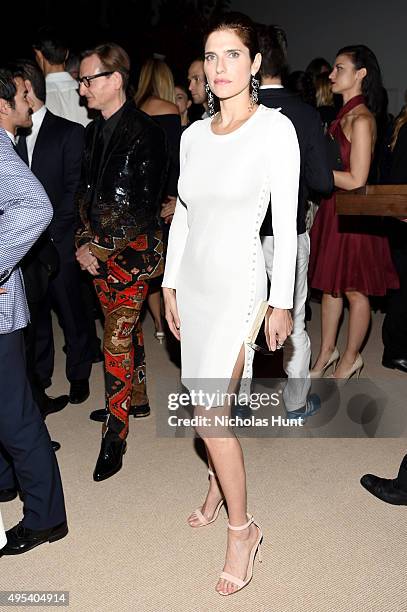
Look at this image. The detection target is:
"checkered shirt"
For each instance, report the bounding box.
[0,128,53,334]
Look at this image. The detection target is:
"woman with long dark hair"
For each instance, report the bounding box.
[309,45,398,378]
[162,12,299,595]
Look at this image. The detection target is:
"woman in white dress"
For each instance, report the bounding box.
[162,12,299,595]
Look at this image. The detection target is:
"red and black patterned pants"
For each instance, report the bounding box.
[93,234,163,439]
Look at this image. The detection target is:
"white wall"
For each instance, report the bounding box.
[230,0,407,114]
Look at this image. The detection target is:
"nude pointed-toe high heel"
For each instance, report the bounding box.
[329,353,364,380]
[310,347,340,378]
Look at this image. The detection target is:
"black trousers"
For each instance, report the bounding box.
[382,220,407,358]
[25,298,48,410]
[0,330,66,530]
[35,260,94,383]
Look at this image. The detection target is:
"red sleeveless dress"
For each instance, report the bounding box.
[309,95,399,296]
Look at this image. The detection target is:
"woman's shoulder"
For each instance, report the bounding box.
[257,104,298,136]
[349,109,375,135]
[141,96,179,116]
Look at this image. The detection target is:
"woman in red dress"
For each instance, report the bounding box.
[309,45,399,378]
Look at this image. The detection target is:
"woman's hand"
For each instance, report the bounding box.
[163,287,180,340]
[75,243,100,276]
[265,306,293,352]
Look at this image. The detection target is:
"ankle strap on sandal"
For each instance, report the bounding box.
[227,513,253,531]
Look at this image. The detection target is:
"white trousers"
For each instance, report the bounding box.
[261,232,311,410]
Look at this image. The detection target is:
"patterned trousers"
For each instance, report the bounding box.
[93,234,163,439]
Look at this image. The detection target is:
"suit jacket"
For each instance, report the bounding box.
[17,110,84,301]
[20,109,85,259]
[0,128,52,333]
[259,87,333,236]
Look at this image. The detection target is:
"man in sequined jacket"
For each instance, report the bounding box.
[75,43,168,482]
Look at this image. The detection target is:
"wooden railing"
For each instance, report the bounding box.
[336,185,407,217]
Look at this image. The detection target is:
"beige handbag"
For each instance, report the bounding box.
[246,301,272,354]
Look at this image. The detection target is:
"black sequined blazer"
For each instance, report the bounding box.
[75,100,168,262]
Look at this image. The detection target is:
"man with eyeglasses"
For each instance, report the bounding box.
[75,43,168,482]
[33,27,91,127]
[187,59,209,118]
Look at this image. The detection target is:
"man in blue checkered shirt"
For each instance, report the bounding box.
[0,68,67,555]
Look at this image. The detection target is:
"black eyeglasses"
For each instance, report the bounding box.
[78,71,114,88]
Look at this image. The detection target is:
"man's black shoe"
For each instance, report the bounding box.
[69,379,90,404]
[0,488,17,503]
[360,474,407,505]
[93,436,127,482]
[51,441,61,452]
[0,521,68,556]
[381,355,407,373]
[89,404,150,422]
[40,395,69,419]
[132,403,150,418]
[89,408,108,422]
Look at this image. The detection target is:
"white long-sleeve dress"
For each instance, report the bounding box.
[162,105,300,402]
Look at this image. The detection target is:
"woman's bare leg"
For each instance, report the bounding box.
[147,289,164,334]
[194,346,260,594]
[311,292,343,371]
[187,448,224,526]
[333,290,370,377]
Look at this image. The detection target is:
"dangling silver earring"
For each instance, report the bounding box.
[249,75,260,110]
[205,83,215,117]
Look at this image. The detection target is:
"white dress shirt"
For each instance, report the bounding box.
[45,72,91,127]
[25,105,47,167]
[5,130,16,145]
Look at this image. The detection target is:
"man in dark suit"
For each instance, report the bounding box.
[0,67,67,555]
[256,25,334,419]
[15,60,94,405]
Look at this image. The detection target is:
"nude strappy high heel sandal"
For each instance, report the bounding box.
[188,469,224,528]
[154,331,165,344]
[218,513,263,596]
